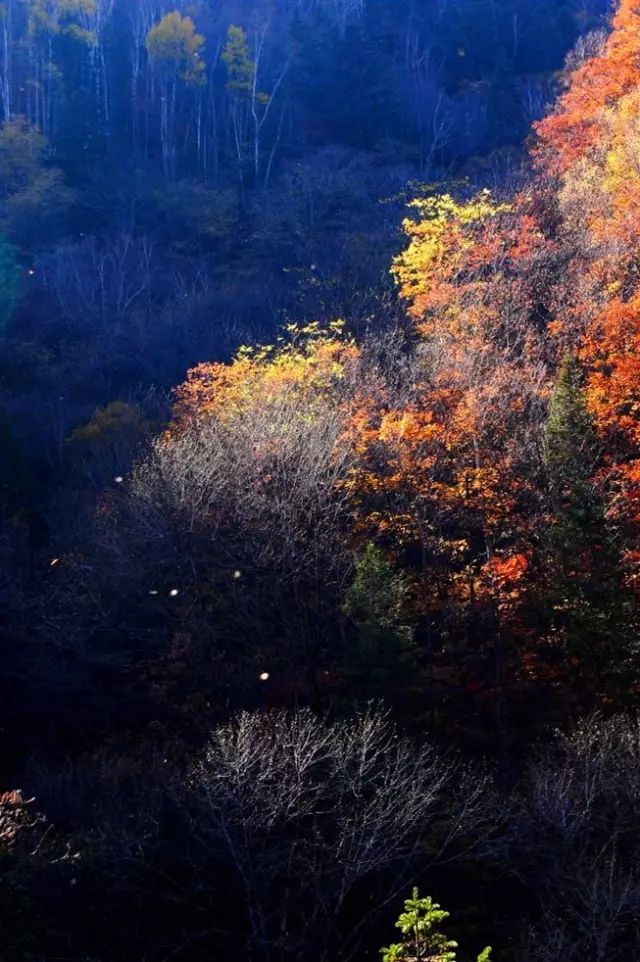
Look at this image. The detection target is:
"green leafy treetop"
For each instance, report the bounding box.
[222,25,269,105]
[381,889,491,962]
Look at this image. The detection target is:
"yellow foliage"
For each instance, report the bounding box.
[28,0,97,43]
[171,322,359,430]
[391,190,510,318]
[146,12,206,86]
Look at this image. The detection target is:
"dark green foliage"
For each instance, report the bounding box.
[545,355,598,502]
[543,356,637,686]
[342,544,420,701]
[0,119,74,248]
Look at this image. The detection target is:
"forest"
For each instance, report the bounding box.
[3,0,640,959]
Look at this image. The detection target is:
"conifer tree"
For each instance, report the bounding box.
[543,355,637,690]
[341,544,419,702]
[381,888,492,962]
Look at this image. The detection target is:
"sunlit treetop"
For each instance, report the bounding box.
[536,0,640,172]
[391,190,511,324]
[170,321,359,431]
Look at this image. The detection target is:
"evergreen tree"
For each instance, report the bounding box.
[543,355,638,691]
[381,888,492,962]
[341,543,419,702]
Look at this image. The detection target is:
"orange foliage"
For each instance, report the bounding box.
[164,2,640,716]
[534,4,640,551]
[536,0,640,172]
[171,322,360,432]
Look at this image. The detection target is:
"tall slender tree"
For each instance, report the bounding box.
[146,10,205,179]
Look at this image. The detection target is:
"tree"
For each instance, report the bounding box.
[222,21,290,188]
[65,401,153,487]
[72,0,116,135]
[0,117,74,246]
[180,707,493,962]
[23,0,98,137]
[543,355,637,692]
[545,355,598,512]
[0,115,47,195]
[381,888,491,962]
[0,0,14,122]
[146,11,206,178]
[341,543,419,703]
[126,325,361,691]
[500,714,640,962]
[536,0,640,173]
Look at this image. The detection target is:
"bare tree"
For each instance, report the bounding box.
[38,232,159,329]
[178,707,493,962]
[497,715,640,962]
[78,0,116,134]
[124,379,359,682]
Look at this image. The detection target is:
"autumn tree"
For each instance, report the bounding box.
[535,0,640,173]
[118,324,363,695]
[146,11,205,178]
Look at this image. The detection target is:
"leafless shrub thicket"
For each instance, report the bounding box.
[498,715,640,962]
[41,365,365,685]
[178,706,493,962]
[125,379,360,665]
[38,233,161,329]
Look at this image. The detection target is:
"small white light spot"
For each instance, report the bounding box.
[259,672,270,682]
[28,269,35,276]
[169,588,179,597]
[233,570,242,580]
[114,476,124,484]
[149,590,159,596]
[50,558,60,567]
